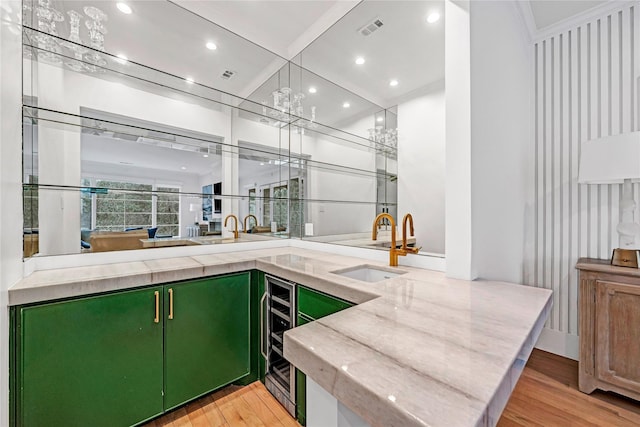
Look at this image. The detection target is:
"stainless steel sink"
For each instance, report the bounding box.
[331,265,407,283]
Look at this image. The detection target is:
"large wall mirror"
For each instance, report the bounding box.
[21,0,444,259]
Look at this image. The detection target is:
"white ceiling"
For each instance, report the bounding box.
[171,0,358,59]
[47,0,287,97]
[295,0,445,108]
[528,0,609,30]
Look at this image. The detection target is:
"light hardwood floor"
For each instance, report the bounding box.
[146,349,640,426]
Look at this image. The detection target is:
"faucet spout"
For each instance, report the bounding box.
[224,214,239,239]
[243,214,258,233]
[402,213,420,254]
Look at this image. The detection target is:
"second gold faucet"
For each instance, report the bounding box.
[372,213,420,266]
[224,214,239,239]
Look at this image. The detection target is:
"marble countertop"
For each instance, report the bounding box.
[9,247,551,427]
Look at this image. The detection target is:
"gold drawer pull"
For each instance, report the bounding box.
[168,288,174,320]
[154,291,159,323]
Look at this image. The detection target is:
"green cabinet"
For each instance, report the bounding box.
[295,286,353,426]
[298,286,353,320]
[164,274,250,410]
[16,286,164,427]
[13,271,254,427]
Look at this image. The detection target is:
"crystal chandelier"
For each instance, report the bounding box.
[261,87,317,134]
[24,0,109,73]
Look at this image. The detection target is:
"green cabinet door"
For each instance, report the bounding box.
[295,286,353,426]
[18,287,164,427]
[297,286,353,320]
[164,273,250,410]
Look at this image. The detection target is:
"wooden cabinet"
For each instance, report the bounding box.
[577,258,640,401]
[13,272,253,426]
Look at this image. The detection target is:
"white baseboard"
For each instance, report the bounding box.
[534,327,579,361]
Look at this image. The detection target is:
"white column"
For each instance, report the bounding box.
[1,2,27,425]
[37,63,81,255]
[444,0,475,280]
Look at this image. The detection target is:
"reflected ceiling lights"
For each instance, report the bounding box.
[116,2,132,14]
[377,117,384,122]
[185,76,194,84]
[343,102,351,108]
[206,41,217,50]
[180,166,187,170]
[355,56,365,65]
[308,87,317,94]
[389,79,399,87]
[115,53,128,64]
[427,12,440,23]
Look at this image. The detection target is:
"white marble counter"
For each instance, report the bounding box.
[9,247,551,427]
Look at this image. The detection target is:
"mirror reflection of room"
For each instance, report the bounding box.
[22,0,445,259]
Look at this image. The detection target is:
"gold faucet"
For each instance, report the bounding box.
[372,213,404,266]
[224,214,239,239]
[243,214,258,233]
[401,213,421,254]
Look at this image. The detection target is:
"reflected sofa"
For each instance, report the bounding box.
[88,230,148,252]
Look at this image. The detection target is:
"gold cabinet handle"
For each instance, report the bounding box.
[154,291,159,323]
[168,288,174,320]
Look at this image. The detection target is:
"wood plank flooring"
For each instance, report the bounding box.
[145,349,640,426]
[143,382,299,427]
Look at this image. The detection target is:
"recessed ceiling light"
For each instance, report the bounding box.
[389,79,399,87]
[116,2,132,14]
[115,53,128,64]
[203,154,209,158]
[260,162,265,166]
[377,116,384,122]
[206,41,217,50]
[180,166,187,170]
[343,102,350,108]
[185,77,194,84]
[355,57,365,65]
[427,12,440,24]
[308,87,317,94]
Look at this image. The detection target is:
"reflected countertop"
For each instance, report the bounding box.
[9,247,551,427]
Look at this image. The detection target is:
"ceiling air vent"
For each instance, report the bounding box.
[221,70,235,79]
[358,18,383,36]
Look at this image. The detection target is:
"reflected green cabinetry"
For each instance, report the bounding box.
[295,286,353,426]
[17,286,165,427]
[13,272,253,427]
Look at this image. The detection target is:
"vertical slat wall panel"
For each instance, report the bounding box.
[536,43,544,289]
[569,28,579,335]
[544,38,554,327]
[561,32,570,333]
[530,5,638,337]
[552,34,561,330]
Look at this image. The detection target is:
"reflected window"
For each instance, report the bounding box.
[156,186,180,236]
[80,180,180,236]
[96,180,153,231]
[273,184,288,229]
[262,188,271,227]
[248,189,256,216]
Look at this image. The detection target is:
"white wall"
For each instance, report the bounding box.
[527,2,640,360]
[469,1,533,284]
[305,114,377,236]
[398,81,446,254]
[31,60,232,250]
[0,2,25,425]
